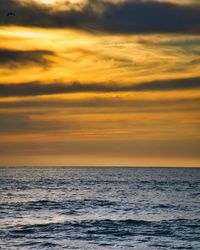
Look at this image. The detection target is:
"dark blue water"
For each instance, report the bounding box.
[0,167,200,249]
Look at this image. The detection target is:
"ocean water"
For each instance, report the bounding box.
[0,167,199,250]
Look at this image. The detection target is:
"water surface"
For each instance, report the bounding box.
[0,167,199,249]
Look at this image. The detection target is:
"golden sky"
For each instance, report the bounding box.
[0,0,200,166]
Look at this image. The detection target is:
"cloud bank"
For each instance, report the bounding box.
[0,77,199,97]
[0,0,199,34]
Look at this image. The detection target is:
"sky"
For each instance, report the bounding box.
[0,0,199,167]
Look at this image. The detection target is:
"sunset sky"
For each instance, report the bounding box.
[0,0,199,166]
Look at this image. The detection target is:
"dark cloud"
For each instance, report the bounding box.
[131,77,200,91]
[0,113,29,133]
[0,112,74,134]
[0,0,199,34]
[0,77,199,97]
[0,49,54,68]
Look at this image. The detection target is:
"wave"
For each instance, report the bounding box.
[6,218,200,238]
[1,199,119,213]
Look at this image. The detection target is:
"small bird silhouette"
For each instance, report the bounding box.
[7,12,16,17]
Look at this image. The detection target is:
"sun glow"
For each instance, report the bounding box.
[19,0,85,8]
[37,0,85,4]
[39,0,56,3]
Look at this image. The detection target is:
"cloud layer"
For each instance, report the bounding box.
[0,77,199,97]
[0,0,200,34]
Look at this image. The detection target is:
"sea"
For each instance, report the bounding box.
[0,167,199,250]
